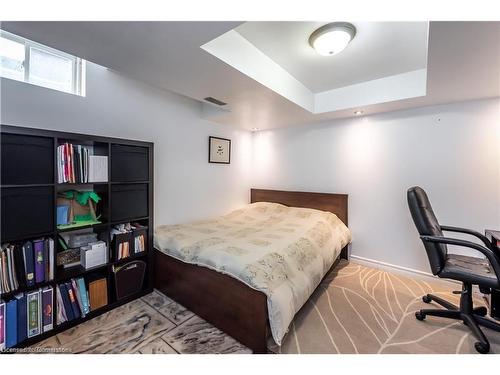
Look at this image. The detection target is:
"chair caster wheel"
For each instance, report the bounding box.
[474,307,488,317]
[415,311,426,321]
[422,295,432,303]
[474,342,490,354]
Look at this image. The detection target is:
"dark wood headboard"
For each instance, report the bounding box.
[250,188,348,226]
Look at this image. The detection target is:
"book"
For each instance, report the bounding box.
[56,286,67,325]
[33,239,45,284]
[89,278,108,311]
[76,278,90,316]
[13,244,26,289]
[27,290,41,338]
[15,293,27,343]
[6,298,17,348]
[22,241,35,288]
[41,287,54,332]
[0,301,5,351]
[48,238,55,281]
[44,239,49,283]
[0,245,23,294]
[58,284,75,321]
[71,279,85,318]
[66,282,81,319]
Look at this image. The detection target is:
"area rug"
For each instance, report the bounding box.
[276,260,500,354]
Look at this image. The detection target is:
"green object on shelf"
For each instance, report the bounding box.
[57,219,102,230]
[58,190,102,223]
[60,190,101,206]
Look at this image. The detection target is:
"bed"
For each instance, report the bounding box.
[154,189,351,353]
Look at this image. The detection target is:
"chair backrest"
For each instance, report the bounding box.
[407,186,447,275]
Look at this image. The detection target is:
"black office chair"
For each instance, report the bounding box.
[407,186,500,353]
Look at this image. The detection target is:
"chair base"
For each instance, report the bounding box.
[415,283,500,354]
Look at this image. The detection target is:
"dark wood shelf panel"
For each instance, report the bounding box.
[57,182,109,187]
[110,181,150,185]
[110,217,149,226]
[1,230,56,244]
[57,222,108,233]
[56,263,109,282]
[112,252,148,267]
[0,279,55,300]
[2,183,55,188]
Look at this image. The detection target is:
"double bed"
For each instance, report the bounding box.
[154,189,351,353]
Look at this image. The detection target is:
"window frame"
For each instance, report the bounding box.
[0,29,85,96]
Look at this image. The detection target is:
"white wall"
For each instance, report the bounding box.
[1,59,498,274]
[0,63,253,225]
[252,98,500,273]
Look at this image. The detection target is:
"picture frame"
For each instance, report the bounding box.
[208,136,231,164]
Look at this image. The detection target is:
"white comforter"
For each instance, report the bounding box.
[154,202,351,345]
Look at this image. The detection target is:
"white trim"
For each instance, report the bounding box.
[349,254,461,287]
[0,28,86,96]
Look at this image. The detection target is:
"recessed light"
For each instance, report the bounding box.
[309,22,356,56]
[354,110,364,116]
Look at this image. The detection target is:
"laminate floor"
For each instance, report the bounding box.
[36,290,251,354]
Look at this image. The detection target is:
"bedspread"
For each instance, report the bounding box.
[154,202,351,345]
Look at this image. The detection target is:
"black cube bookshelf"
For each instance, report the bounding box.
[0,124,154,349]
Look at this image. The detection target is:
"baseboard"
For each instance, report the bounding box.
[349,254,461,287]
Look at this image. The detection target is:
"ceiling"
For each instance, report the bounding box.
[1,21,499,130]
[236,21,429,93]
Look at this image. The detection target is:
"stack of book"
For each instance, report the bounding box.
[56,278,90,325]
[57,143,108,183]
[57,143,89,183]
[111,223,147,261]
[56,277,107,325]
[0,239,54,296]
[0,287,54,349]
[134,234,146,253]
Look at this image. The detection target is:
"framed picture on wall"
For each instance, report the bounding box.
[209,136,231,164]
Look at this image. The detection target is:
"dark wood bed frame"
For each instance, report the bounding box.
[154,188,349,353]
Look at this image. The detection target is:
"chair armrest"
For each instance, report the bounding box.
[421,235,500,280]
[440,225,494,250]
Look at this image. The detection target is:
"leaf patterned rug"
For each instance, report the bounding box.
[275,260,500,354]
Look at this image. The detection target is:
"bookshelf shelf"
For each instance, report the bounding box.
[56,221,105,232]
[57,182,108,187]
[113,252,148,267]
[57,263,109,282]
[0,280,55,300]
[1,124,154,351]
[2,183,55,188]
[110,217,149,226]
[1,231,56,244]
[110,181,150,185]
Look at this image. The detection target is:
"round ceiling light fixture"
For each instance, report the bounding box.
[309,22,356,56]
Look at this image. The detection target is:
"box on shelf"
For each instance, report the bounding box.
[112,232,132,261]
[81,241,108,270]
[113,260,146,300]
[88,155,108,183]
[132,227,148,254]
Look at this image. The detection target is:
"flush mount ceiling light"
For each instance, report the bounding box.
[309,22,356,56]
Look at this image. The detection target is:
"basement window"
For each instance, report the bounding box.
[0,30,86,96]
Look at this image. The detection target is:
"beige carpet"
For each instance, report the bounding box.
[276,260,500,354]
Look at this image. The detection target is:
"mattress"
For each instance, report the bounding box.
[154,202,352,345]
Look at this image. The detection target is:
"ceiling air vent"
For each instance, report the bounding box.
[204,97,227,106]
